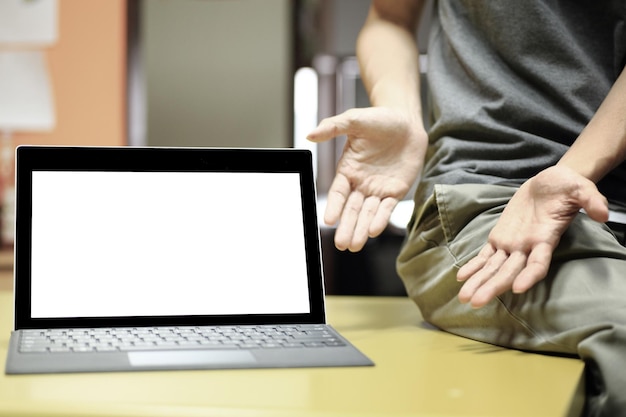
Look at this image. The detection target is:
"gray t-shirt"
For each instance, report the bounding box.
[418,0,626,207]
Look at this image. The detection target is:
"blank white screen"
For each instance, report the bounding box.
[30,171,311,318]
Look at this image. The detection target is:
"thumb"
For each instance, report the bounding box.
[307,114,349,143]
[579,181,609,223]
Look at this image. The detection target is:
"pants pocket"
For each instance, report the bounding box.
[397,183,515,325]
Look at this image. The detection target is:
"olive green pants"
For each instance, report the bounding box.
[397,184,626,417]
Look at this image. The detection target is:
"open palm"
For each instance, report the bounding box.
[457,165,609,308]
[308,107,426,252]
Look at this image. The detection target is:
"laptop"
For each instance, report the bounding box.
[5,145,373,374]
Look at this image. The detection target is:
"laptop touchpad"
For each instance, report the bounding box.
[128,350,256,367]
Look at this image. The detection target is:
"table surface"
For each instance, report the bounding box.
[0,249,584,417]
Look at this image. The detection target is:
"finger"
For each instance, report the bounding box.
[324,174,350,226]
[458,248,508,304]
[306,113,351,143]
[369,197,398,238]
[334,191,364,251]
[349,196,380,252]
[457,244,496,282]
[469,251,527,308]
[512,243,553,294]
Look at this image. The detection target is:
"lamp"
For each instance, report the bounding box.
[0,0,58,246]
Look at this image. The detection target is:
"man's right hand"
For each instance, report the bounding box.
[307,106,426,252]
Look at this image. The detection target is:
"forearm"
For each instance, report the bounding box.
[557,67,626,183]
[356,0,425,126]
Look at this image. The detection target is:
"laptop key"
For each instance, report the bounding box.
[281,342,305,348]
[19,346,49,353]
[49,346,74,353]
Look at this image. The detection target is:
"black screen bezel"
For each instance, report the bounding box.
[14,146,325,329]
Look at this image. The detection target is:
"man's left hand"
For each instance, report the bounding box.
[456,165,609,308]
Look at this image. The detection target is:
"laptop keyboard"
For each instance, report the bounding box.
[18,324,346,353]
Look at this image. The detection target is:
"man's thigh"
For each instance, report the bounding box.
[397,183,626,354]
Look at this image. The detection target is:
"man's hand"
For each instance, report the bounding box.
[456,165,609,308]
[307,107,426,252]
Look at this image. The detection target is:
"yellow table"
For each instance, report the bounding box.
[0,290,584,417]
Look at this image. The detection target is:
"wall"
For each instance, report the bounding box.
[142,0,291,148]
[1,0,126,245]
[13,0,127,149]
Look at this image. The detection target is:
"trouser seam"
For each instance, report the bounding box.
[434,184,455,245]
[494,295,575,353]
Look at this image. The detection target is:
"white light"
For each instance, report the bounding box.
[294,67,319,178]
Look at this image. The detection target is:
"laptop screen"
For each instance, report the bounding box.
[30,171,311,318]
[14,147,325,329]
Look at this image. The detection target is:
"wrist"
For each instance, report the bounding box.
[557,143,620,184]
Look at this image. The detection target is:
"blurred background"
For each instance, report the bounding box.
[1,0,434,296]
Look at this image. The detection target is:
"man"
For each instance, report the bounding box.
[307,1,626,416]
